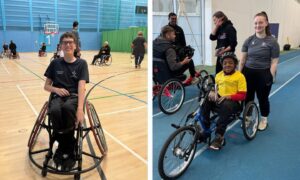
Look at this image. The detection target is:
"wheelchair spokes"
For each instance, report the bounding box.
[242,101,259,140]
[28,101,48,150]
[158,79,185,114]
[158,126,197,179]
[86,101,108,155]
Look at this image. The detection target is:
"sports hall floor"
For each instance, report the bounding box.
[153,50,300,180]
[0,51,147,180]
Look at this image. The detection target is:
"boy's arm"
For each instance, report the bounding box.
[76,80,86,126]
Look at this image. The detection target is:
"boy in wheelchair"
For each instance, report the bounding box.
[1,42,9,58]
[202,52,247,150]
[44,32,89,170]
[91,41,111,65]
[153,25,200,85]
[9,40,18,59]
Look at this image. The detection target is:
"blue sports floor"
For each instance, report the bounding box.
[153,50,300,180]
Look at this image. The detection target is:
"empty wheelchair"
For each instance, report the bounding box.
[153,59,208,115]
[95,54,112,66]
[158,75,259,179]
[28,83,107,180]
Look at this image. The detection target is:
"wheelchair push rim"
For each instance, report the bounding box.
[27,101,48,149]
[242,101,259,140]
[158,126,197,179]
[158,79,185,114]
[86,101,108,155]
[104,56,112,66]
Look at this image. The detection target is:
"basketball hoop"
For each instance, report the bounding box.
[44,21,59,36]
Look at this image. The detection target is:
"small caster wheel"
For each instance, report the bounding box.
[41,168,47,177]
[74,174,81,180]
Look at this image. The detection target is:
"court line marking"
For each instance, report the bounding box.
[193,70,300,158]
[16,84,147,165]
[16,84,38,116]
[152,53,300,117]
[1,61,10,74]
[99,105,147,116]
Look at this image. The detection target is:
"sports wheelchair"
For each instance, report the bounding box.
[94,54,112,66]
[0,50,10,59]
[28,83,107,180]
[153,59,208,115]
[9,50,20,59]
[158,75,259,179]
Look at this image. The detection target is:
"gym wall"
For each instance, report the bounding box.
[0,0,147,52]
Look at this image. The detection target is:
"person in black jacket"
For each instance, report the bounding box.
[210,11,237,74]
[153,25,199,85]
[167,12,186,50]
[38,42,47,57]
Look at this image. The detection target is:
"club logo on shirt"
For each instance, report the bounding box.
[251,41,255,45]
[71,70,78,79]
[56,70,64,75]
[219,33,227,39]
[262,42,267,47]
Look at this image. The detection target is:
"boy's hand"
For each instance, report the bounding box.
[54,88,70,97]
[217,96,231,104]
[76,109,85,127]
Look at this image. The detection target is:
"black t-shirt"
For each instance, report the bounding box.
[44,58,89,94]
[41,45,46,52]
[132,37,146,55]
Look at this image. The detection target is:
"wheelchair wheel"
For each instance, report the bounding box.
[27,102,48,149]
[242,101,259,140]
[86,101,108,155]
[104,56,112,66]
[158,79,185,114]
[158,126,197,179]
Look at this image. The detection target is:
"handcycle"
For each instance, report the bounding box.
[27,80,108,180]
[158,75,260,179]
[153,59,208,115]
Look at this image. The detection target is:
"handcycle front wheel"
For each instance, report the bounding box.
[158,126,197,179]
[158,79,185,114]
[242,101,259,140]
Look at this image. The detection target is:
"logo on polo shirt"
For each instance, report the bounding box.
[71,70,78,79]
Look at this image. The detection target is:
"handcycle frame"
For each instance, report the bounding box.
[158,75,260,179]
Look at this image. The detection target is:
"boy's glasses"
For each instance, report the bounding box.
[62,41,74,45]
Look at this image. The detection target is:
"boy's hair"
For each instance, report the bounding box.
[161,25,175,38]
[220,52,238,65]
[59,32,78,45]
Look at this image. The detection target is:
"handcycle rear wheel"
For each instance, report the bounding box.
[158,126,197,179]
[158,79,185,114]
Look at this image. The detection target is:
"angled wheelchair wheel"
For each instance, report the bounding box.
[158,79,185,114]
[27,101,48,150]
[152,80,161,101]
[158,126,197,179]
[242,101,259,140]
[86,101,108,155]
[104,56,112,66]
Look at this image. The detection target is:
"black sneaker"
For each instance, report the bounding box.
[209,135,225,150]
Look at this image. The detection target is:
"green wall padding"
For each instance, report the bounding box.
[102,27,147,53]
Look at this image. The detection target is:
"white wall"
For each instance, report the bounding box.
[211,0,300,61]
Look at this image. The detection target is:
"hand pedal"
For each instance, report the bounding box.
[171,124,180,129]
